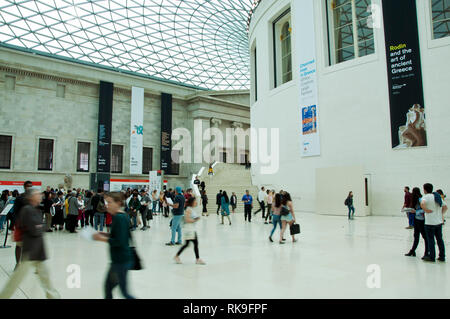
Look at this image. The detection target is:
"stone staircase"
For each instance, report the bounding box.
[198,163,259,214]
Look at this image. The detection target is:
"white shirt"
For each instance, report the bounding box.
[422,193,444,226]
[258,190,266,202]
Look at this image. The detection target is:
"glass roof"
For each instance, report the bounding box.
[0,0,260,90]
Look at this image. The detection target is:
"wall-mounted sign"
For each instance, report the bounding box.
[97,81,114,173]
[130,87,144,174]
[160,93,173,174]
[296,0,320,157]
[382,0,427,149]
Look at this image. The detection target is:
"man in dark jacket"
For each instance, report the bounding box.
[216,190,222,215]
[10,180,33,269]
[0,189,60,299]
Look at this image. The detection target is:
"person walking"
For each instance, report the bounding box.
[421,183,447,262]
[264,190,274,224]
[128,193,141,231]
[345,191,355,220]
[242,190,253,222]
[403,186,414,229]
[220,191,232,225]
[230,192,237,214]
[43,191,53,232]
[93,192,135,299]
[201,190,208,216]
[52,191,65,231]
[84,191,94,227]
[139,190,151,231]
[216,190,222,215]
[269,193,282,242]
[166,187,185,246]
[151,190,159,215]
[11,181,33,269]
[405,187,429,258]
[92,190,107,231]
[279,192,297,244]
[0,190,9,233]
[174,197,206,265]
[0,189,60,299]
[67,191,80,233]
[254,187,266,218]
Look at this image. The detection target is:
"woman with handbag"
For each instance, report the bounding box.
[93,192,136,299]
[269,193,283,242]
[174,197,206,265]
[279,192,297,244]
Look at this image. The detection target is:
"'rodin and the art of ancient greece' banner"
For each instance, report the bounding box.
[382,0,427,149]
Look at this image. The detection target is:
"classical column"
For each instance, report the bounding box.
[210,118,222,128]
[231,121,244,129]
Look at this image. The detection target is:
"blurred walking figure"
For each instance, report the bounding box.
[11,181,33,269]
[220,191,232,225]
[93,192,135,299]
[174,197,205,265]
[0,189,60,299]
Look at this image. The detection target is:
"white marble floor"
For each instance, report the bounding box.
[0,212,449,299]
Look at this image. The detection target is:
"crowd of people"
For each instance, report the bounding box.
[0,179,447,299]
[403,184,447,262]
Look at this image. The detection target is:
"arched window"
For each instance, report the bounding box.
[281,21,292,83]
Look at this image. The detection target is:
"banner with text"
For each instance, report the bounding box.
[160,93,173,175]
[96,81,113,174]
[382,0,427,149]
[296,0,320,157]
[130,87,144,174]
[149,170,162,195]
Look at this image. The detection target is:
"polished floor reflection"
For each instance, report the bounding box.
[0,213,448,299]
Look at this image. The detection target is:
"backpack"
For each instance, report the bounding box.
[97,198,106,213]
[344,198,349,206]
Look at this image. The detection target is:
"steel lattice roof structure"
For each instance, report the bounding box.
[0,0,261,90]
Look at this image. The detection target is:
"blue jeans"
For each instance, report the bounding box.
[425,224,445,261]
[270,215,281,237]
[104,262,135,299]
[348,206,355,219]
[152,201,158,213]
[94,213,104,231]
[408,212,415,227]
[0,215,6,231]
[130,215,137,230]
[170,215,183,244]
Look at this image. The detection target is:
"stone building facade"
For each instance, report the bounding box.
[0,47,250,190]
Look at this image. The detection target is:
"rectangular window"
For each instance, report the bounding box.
[5,75,16,91]
[38,138,54,171]
[56,84,66,98]
[273,8,292,88]
[326,0,375,65]
[0,135,12,169]
[76,142,90,172]
[111,144,123,174]
[142,147,153,175]
[252,46,258,101]
[171,150,180,176]
[431,0,450,39]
